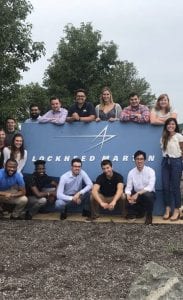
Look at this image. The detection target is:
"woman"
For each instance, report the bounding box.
[3,133,27,174]
[95,87,122,121]
[161,118,183,221]
[150,94,177,125]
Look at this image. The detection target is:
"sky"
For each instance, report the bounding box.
[22,0,183,122]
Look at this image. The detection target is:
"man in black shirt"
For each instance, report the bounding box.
[90,159,125,218]
[25,160,57,219]
[66,88,96,122]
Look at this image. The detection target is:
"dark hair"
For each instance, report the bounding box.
[50,96,61,103]
[5,117,16,123]
[0,128,5,133]
[10,133,25,159]
[101,159,112,168]
[71,158,82,166]
[30,104,40,110]
[34,160,46,166]
[134,150,146,160]
[128,92,139,99]
[5,158,18,166]
[74,89,87,97]
[162,118,180,151]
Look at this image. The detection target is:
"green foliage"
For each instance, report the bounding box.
[0,0,45,123]
[44,22,155,107]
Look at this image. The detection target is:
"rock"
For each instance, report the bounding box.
[127,261,183,300]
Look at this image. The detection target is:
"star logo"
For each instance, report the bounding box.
[55,125,116,152]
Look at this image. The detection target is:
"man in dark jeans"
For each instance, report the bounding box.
[125,150,156,225]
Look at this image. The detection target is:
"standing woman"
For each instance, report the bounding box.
[161,118,183,221]
[95,87,122,122]
[3,133,27,174]
[150,94,177,125]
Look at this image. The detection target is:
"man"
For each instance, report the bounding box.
[55,158,93,220]
[66,89,96,122]
[0,158,28,219]
[5,117,19,146]
[90,159,125,219]
[25,160,57,219]
[25,104,41,123]
[120,92,150,123]
[39,96,68,124]
[125,150,156,225]
[0,128,6,169]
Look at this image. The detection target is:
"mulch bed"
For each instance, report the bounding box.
[0,220,183,299]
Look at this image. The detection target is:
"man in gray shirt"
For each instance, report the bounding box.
[55,158,93,219]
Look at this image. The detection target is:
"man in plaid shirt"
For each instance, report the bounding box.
[120,92,150,123]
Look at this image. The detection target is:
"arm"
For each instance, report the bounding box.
[39,111,51,123]
[31,186,51,199]
[91,183,109,209]
[179,141,183,157]
[136,106,150,123]
[0,186,26,200]
[108,182,124,209]
[79,171,93,195]
[17,150,27,173]
[56,175,73,202]
[51,109,68,125]
[3,147,10,165]
[120,107,131,122]
[80,115,96,122]
[150,110,165,125]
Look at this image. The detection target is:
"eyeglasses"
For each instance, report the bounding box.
[72,165,81,168]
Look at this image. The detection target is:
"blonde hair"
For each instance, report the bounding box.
[155,94,171,113]
[100,87,114,107]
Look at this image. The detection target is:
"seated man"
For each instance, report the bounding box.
[39,96,68,125]
[90,159,124,219]
[66,89,96,122]
[25,160,57,220]
[120,92,150,123]
[0,158,28,219]
[125,150,156,225]
[55,158,93,220]
[25,104,41,123]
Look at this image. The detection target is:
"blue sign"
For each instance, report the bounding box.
[21,122,164,215]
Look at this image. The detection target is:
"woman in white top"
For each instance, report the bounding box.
[150,94,177,125]
[161,118,183,221]
[3,133,27,174]
[95,87,122,122]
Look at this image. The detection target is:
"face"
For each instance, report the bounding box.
[30,106,40,119]
[102,91,111,103]
[35,164,46,176]
[158,96,169,109]
[130,95,140,107]
[6,119,16,132]
[166,120,176,133]
[76,92,86,106]
[0,130,5,142]
[6,161,17,176]
[14,136,23,149]
[102,164,113,177]
[51,99,61,112]
[135,155,145,171]
[71,162,82,176]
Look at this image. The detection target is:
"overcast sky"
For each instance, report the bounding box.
[22,0,183,122]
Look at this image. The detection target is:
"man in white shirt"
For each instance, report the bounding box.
[125,150,156,225]
[56,158,93,220]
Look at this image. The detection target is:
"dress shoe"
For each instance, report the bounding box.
[144,215,152,225]
[25,212,32,220]
[82,209,91,217]
[60,207,67,220]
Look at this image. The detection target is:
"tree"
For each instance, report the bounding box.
[0,0,45,123]
[44,22,155,107]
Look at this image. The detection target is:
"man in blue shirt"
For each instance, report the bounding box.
[56,158,93,220]
[0,158,28,219]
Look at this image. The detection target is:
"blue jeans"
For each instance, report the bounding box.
[161,157,183,208]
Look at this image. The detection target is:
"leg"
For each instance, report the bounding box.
[170,158,182,220]
[9,196,28,218]
[26,196,47,218]
[161,158,172,218]
[137,192,155,225]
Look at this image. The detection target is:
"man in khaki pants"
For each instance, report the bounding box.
[0,158,28,219]
[90,159,125,219]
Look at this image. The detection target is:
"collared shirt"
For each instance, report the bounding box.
[125,166,156,195]
[39,108,68,125]
[68,102,96,118]
[25,116,41,123]
[57,169,93,201]
[120,104,150,123]
[0,169,25,191]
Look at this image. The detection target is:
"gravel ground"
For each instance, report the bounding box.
[0,220,183,300]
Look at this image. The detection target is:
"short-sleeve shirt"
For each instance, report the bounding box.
[0,169,25,190]
[95,171,123,197]
[25,173,55,196]
[68,102,96,118]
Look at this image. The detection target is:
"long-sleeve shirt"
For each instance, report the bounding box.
[3,147,27,173]
[57,169,93,202]
[39,108,68,125]
[125,166,156,195]
[120,104,150,123]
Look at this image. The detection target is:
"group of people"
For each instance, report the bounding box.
[0,88,182,224]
